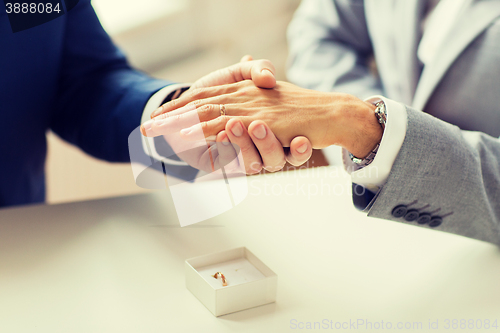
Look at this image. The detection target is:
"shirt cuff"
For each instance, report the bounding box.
[140,83,191,125]
[342,96,408,192]
[140,83,191,165]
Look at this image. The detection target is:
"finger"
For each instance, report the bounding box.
[186,59,275,92]
[230,59,276,89]
[141,105,198,137]
[215,131,241,173]
[153,102,197,119]
[248,121,286,172]
[225,118,263,175]
[155,99,229,125]
[151,82,243,118]
[180,114,232,140]
[151,112,198,137]
[152,59,276,118]
[287,136,313,166]
[240,55,253,62]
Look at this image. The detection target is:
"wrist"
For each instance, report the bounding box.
[335,97,382,158]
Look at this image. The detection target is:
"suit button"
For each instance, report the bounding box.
[392,205,408,218]
[404,209,419,221]
[429,217,443,227]
[417,213,432,225]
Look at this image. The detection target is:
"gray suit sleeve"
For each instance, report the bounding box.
[287,0,383,98]
[368,107,500,245]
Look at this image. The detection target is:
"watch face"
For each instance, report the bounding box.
[375,102,387,129]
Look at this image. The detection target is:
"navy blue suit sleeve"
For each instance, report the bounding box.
[50,0,172,162]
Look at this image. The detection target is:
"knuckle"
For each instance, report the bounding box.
[237,85,254,97]
[234,88,247,97]
[174,114,182,121]
[216,115,231,127]
[259,141,281,157]
[215,68,226,78]
[199,105,218,120]
[198,104,212,113]
[200,121,209,131]
[189,88,205,100]
[239,142,255,155]
[190,99,202,107]
[226,67,238,81]
[168,99,177,109]
[155,113,168,121]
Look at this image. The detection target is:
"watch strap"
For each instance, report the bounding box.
[349,101,387,167]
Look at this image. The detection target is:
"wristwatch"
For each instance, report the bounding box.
[349,101,387,167]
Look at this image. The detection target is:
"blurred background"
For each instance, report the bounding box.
[46,0,303,204]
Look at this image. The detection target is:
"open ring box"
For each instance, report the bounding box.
[185,247,277,317]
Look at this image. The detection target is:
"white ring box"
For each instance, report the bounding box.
[185,247,277,317]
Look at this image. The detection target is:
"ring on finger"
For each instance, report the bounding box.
[220,104,226,116]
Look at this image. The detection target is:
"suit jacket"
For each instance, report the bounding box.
[0,0,170,207]
[287,0,500,244]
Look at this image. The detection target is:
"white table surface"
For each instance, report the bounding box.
[1,166,499,333]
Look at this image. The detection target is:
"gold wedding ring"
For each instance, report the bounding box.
[220,104,226,116]
[212,271,227,286]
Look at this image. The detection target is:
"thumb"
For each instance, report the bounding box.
[251,68,276,89]
[286,136,313,166]
[245,59,276,89]
[191,59,277,90]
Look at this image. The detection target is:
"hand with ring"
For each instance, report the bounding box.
[141,57,313,174]
[149,80,382,160]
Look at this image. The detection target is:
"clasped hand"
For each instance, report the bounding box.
[141,57,313,175]
[142,58,381,175]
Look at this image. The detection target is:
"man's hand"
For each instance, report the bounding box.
[222,119,312,174]
[150,56,276,119]
[148,79,381,159]
[189,55,276,91]
[142,57,312,174]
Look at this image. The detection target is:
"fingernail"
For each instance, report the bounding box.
[151,106,163,119]
[141,120,154,136]
[231,122,244,137]
[297,143,308,154]
[252,124,267,140]
[250,162,262,173]
[180,128,191,135]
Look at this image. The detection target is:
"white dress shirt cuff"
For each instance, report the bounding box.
[343,96,408,192]
[140,83,191,165]
[140,83,191,125]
